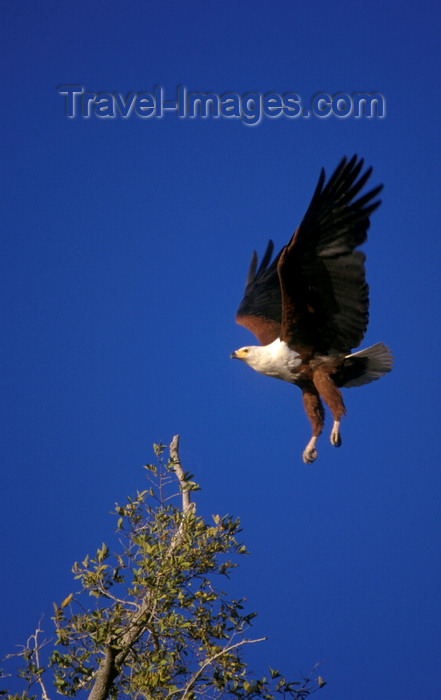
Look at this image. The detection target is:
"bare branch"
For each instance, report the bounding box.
[6,619,51,700]
[180,637,267,699]
[33,621,51,700]
[170,434,195,515]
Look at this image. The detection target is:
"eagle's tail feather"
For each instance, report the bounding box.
[340,342,393,388]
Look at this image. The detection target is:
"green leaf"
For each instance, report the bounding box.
[269,667,280,679]
[60,593,73,609]
[96,543,109,563]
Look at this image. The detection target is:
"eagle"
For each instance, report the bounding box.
[231,155,392,463]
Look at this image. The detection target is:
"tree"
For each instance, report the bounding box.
[2,436,326,700]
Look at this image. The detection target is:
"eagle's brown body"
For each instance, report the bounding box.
[231,155,392,463]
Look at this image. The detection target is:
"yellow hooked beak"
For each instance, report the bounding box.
[230,348,249,360]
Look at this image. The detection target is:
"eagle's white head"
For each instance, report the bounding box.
[230,345,263,368]
[231,338,301,380]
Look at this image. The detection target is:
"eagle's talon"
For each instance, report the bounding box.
[330,421,342,447]
[303,447,318,464]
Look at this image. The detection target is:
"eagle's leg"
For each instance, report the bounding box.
[312,368,346,448]
[301,388,325,464]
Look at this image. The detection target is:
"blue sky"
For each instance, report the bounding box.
[2,1,441,698]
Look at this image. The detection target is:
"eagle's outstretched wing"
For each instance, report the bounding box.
[235,240,282,345]
[278,155,382,354]
[236,155,382,353]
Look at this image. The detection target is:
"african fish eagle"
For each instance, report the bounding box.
[231,155,392,463]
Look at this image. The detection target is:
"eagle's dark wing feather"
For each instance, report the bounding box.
[278,155,382,354]
[235,240,282,345]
